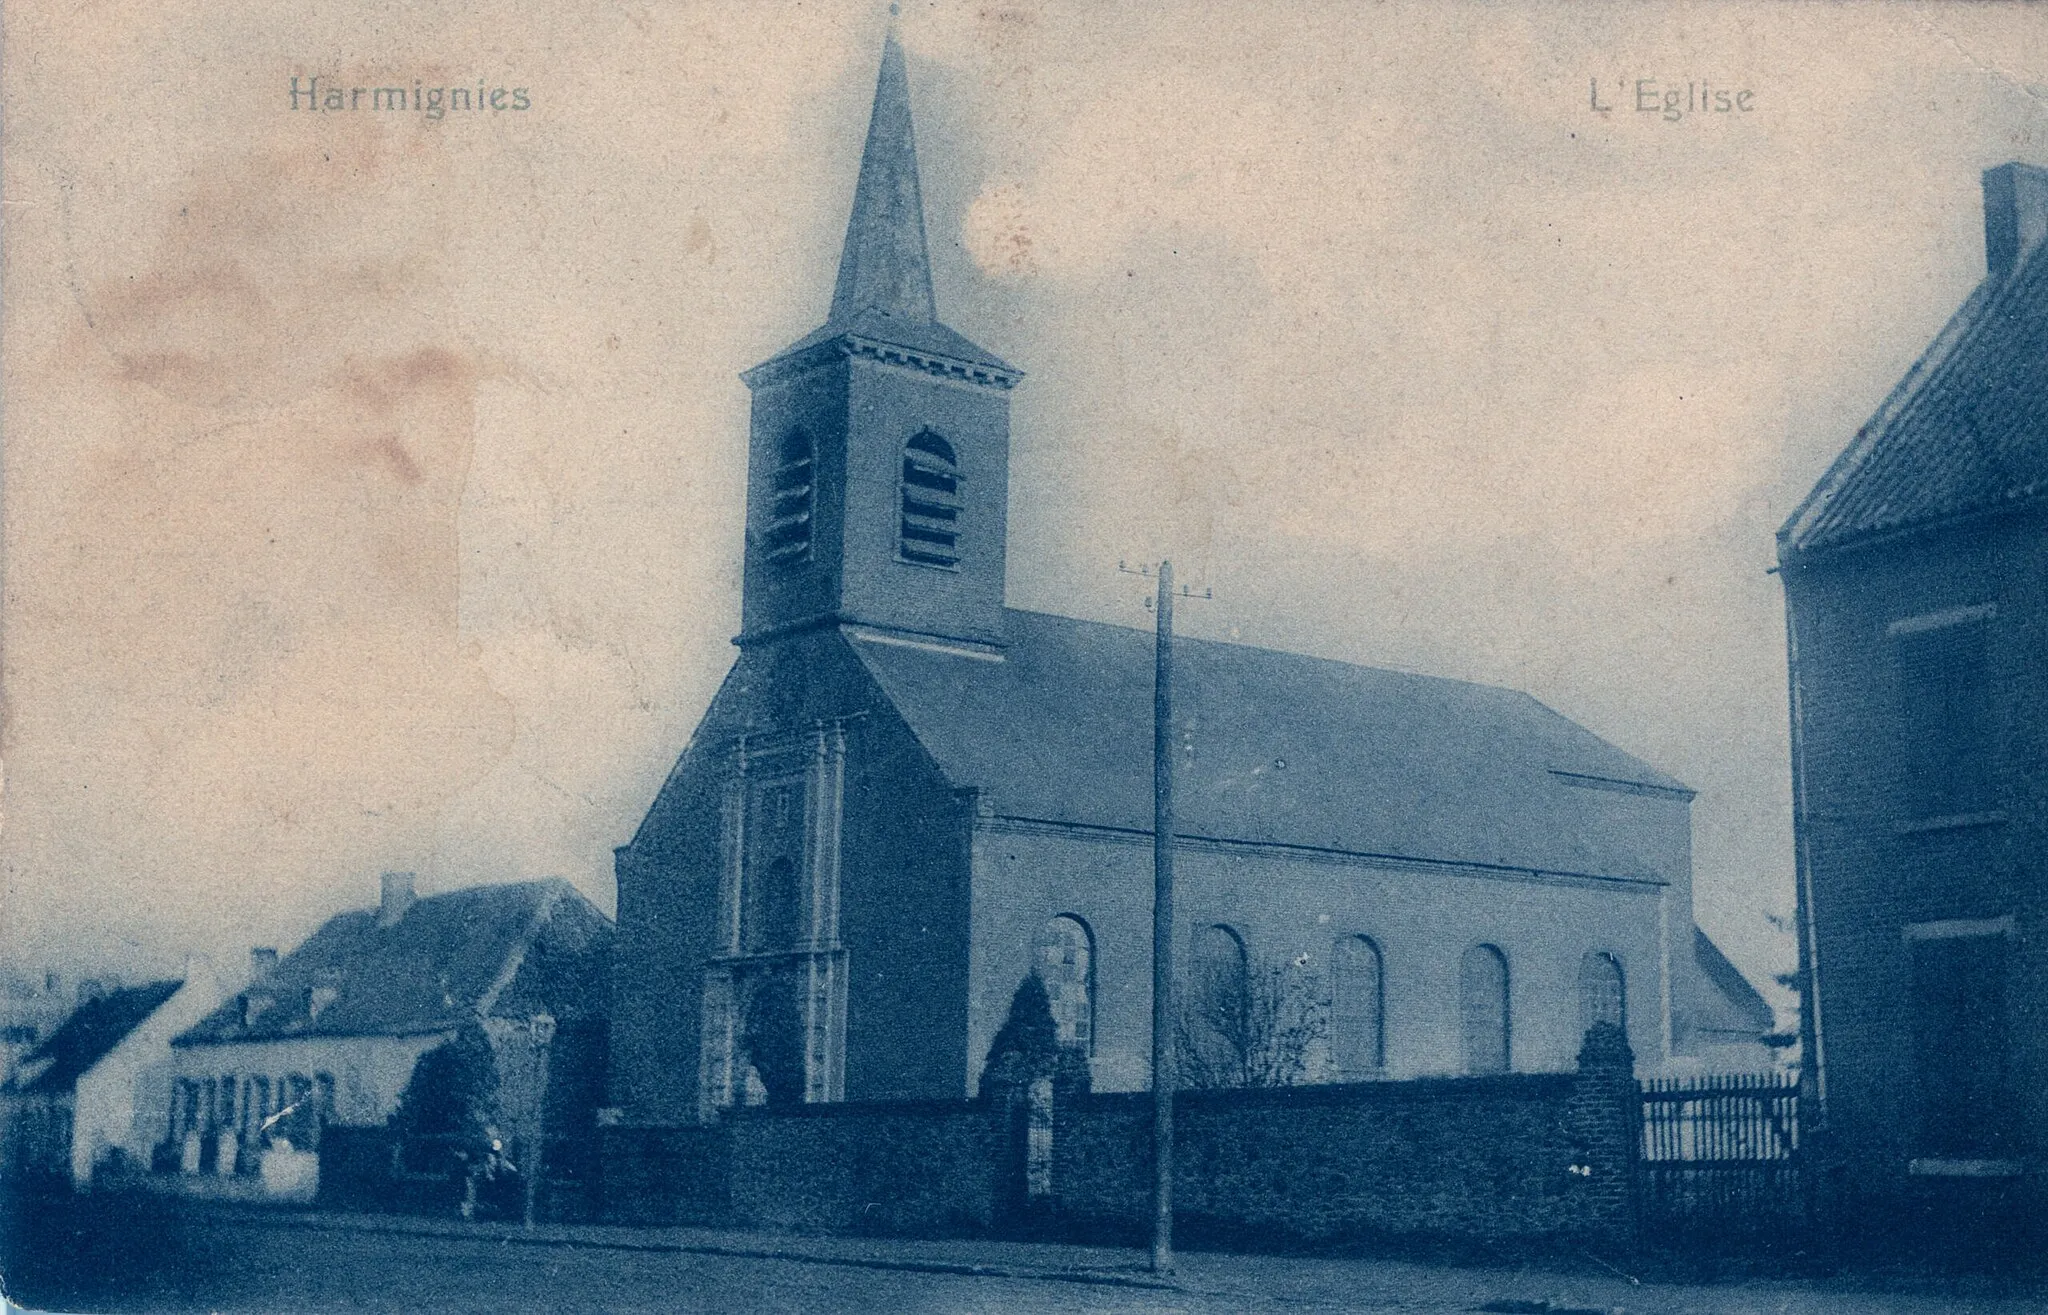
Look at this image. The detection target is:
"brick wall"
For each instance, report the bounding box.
[1054,1030,1636,1251]
[596,1030,1640,1252]
[601,1101,1007,1235]
[727,1100,1007,1236]
[1782,508,2048,1246]
[599,1124,731,1225]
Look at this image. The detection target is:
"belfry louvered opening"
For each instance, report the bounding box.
[762,428,815,560]
[899,429,962,567]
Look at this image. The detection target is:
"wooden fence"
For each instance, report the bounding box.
[1638,1072,1808,1252]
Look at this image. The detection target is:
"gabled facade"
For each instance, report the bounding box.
[610,30,1770,1129]
[1779,163,2048,1239]
[1,969,220,1188]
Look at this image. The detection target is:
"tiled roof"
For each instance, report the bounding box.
[1781,239,2048,555]
[173,879,611,1046]
[846,608,1690,883]
[14,980,183,1095]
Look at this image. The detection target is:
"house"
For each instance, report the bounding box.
[607,30,1772,1129]
[0,970,89,1087]
[1778,162,2048,1241]
[162,873,612,1200]
[0,967,220,1189]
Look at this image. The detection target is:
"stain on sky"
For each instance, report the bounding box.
[12,118,514,963]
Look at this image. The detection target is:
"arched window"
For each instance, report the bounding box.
[1578,951,1626,1036]
[1193,925,1249,1021]
[1033,915,1095,1054]
[899,430,962,567]
[1331,935,1385,1075]
[1459,945,1510,1075]
[1185,925,1250,1086]
[762,428,815,560]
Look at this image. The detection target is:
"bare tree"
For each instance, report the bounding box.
[1177,955,1327,1089]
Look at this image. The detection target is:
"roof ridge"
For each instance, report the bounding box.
[998,605,1540,700]
[402,876,557,907]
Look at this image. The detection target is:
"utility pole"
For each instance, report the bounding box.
[1151,560,1177,1275]
[1119,558,1210,1276]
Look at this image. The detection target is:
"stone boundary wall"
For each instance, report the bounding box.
[726,1099,1010,1236]
[1056,1068,1632,1250]
[597,1027,1642,1251]
[598,1123,730,1225]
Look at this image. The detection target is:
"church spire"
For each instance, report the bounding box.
[829,28,937,326]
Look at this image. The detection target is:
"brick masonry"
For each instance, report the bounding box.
[727,1099,1008,1237]
[1780,507,2048,1241]
[595,1029,1641,1253]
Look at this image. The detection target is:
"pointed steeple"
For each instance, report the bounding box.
[830,28,937,326]
[742,19,1016,383]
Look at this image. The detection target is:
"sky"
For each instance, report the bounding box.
[6,0,2048,1021]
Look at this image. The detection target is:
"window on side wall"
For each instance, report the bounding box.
[1033,915,1095,1055]
[1459,945,1510,1075]
[1909,924,2011,1159]
[1183,925,1251,1087]
[1894,613,1992,818]
[1331,935,1385,1076]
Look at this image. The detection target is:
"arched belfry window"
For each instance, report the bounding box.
[1459,944,1510,1075]
[1033,915,1095,1055]
[1578,951,1626,1036]
[899,430,962,567]
[1331,935,1385,1075]
[762,428,814,560]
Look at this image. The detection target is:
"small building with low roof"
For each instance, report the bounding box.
[161,873,611,1198]
[1,968,220,1188]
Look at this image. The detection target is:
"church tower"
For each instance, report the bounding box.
[737,29,1020,654]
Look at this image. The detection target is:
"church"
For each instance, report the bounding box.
[606,30,1770,1126]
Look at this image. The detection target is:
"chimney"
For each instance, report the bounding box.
[249,947,278,983]
[378,871,416,928]
[1984,162,2048,279]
